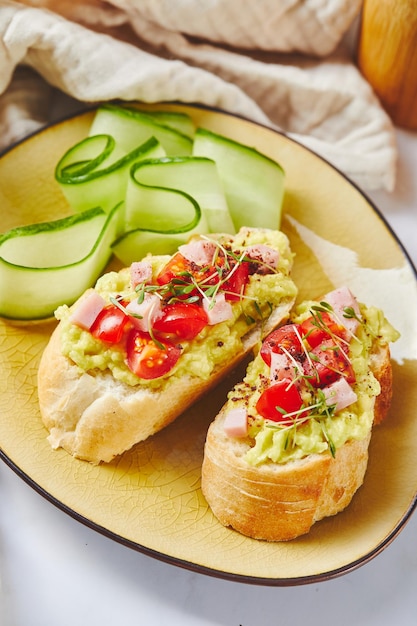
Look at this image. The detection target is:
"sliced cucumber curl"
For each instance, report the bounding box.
[1,104,285,320]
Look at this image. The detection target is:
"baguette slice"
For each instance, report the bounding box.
[38,228,296,464]
[201,293,398,542]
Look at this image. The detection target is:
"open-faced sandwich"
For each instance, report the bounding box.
[201,286,400,541]
[38,227,297,464]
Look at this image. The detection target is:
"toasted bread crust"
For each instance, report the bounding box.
[37,296,294,464]
[201,344,392,541]
[370,344,393,425]
[202,424,370,541]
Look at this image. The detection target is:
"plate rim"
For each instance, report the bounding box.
[1,100,416,586]
[2,448,417,587]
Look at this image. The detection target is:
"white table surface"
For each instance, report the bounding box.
[1,125,416,626]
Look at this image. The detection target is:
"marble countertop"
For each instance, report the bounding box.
[1,126,416,626]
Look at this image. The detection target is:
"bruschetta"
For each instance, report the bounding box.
[37,227,297,464]
[201,287,400,541]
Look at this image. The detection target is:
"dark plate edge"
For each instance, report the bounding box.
[1,100,417,586]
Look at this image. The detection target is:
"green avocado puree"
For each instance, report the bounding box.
[56,229,297,390]
[228,300,400,465]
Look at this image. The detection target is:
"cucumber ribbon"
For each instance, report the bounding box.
[55,134,165,219]
[55,104,236,262]
[1,104,285,320]
[192,127,285,231]
[88,104,194,155]
[0,205,119,320]
[113,156,235,264]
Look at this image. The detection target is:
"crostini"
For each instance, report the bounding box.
[37,227,297,464]
[201,287,400,541]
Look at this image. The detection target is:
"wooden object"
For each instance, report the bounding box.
[357,0,417,130]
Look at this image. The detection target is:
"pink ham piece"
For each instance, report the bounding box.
[130,260,153,288]
[269,351,302,383]
[223,407,248,438]
[202,292,233,325]
[69,291,106,330]
[324,286,361,335]
[178,239,217,267]
[323,377,358,412]
[126,293,162,332]
[245,244,279,273]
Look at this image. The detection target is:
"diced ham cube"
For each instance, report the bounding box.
[244,244,279,273]
[269,351,302,383]
[202,292,233,325]
[178,239,217,266]
[223,407,248,438]
[126,293,162,332]
[69,291,106,330]
[323,377,358,412]
[324,286,361,335]
[130,261,153,288]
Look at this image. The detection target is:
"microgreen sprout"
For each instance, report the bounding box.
[343,306,361,322]
[311,301,333,313]
[110,296,166,350]
[308,303,360,363]
[309,346,351,381]
[110,295,143,320]
[253,297,366,459]
[109,236,280,352]
[320,421,336,457]
[130,237,276,323]
[148,325,167,350]
[265,391,338,456]
[342,305,367,340]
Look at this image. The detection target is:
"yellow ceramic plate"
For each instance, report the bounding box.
[1,104,417,585]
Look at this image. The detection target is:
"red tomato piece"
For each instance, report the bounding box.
[156,251,250,303]
[300,311,347,348]
[256,379,304,422]
[156,252,216,301]
[152,302,208,342]
[222,261,250,301]
[90,304,130,344]
[260,324,304,367]
[156,253,191,286]
[306,340,355,387]
[126,329,181,380]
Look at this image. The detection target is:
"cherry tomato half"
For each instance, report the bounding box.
[156,252,250,303]
[126,329,181,380]
[152,302,208,342]
[305,340,355,387]
[256,379,304,422]
[90,304,130,344]
[156,253,191,286]
[260,324,304,367]
[222,261,250,301]
[300,311,347,349]
[156,253,214,300]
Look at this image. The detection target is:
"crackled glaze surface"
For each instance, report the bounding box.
[1,105,417,583]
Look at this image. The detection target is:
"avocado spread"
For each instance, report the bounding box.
[230,300,400,465]
[55,229,297,390]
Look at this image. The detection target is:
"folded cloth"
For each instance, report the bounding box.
[0,0,397,191]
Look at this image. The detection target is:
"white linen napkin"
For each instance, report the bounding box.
[0,0,397,191]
